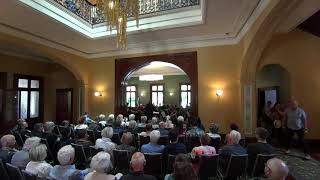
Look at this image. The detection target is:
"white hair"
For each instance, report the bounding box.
[141,116,147,123]
[267,158,289,180]
[130,152,146,166]
[29,144,47,162]
[150,130,161,143]
[99,114,106,119]
[44,121,55,132]
[129,114,135,121]
[128,120,137,129]
[151,117,158,124]
[23,137,41,151]
[229,130,241,144]
[117,114,124,121]
[0,135,16,148]
[90,152,112,173]
[177,116,184,122]
[57,145,75,165]
[101,127,113,138]
[166,115,171,121]
[108,114,114,121]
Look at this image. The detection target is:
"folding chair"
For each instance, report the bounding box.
[187,136,201,152]
[6,163,24,180]
[22,169,37,180]
[251,154,275,177]
[112,133,121,145]
[113,149,130,173]
[223,154,248,179]
[144,153,163,179]
[166,155,176,174]
[198,154,219,180]
[0,160,9,180]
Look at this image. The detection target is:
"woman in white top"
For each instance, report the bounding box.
[74,116,88,130]
[26,144,53,178]
[95,127,116,153]
[84,152,122,180]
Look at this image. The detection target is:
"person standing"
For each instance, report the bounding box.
[284,100,310,159]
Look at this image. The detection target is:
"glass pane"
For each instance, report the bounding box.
[126,92,131,104]
[152,85,157,91]
[188,92,191,106]
[158,92,163,106]
[181,85,187,91]
[18,79,28,88]
[131,86,136,91]
[188,85,191,90]
[152,92,158,105]
[158,85,163,91]
[20,91,28,119]
[30,91,39,118]
[126,86,131,91]
[31,80,39,88]
[181,92,188,108]
[131,92,135,101]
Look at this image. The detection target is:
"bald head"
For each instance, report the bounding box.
[265,158,289,180]
[130,152,146,172]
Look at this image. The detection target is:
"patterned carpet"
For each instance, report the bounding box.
[275,149,320,180]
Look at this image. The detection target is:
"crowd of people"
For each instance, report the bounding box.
[0,110,292,180]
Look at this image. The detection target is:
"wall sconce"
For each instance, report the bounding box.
[169,92,174,96]
[216,89,223,97]
[94,91,102,97]
[140,92,145,97]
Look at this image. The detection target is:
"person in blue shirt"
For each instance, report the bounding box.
[141,130,165,153]
[158,122,169,136]
[186,118,204,137]
[113,115,125,137]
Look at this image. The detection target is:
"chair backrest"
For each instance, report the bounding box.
[71,143,88,163]
[113,149,130,171]
[144,153,163,176]
[13,132,24,147]
[40,138,55,161]
[6,163,24,180]
[158,136,168,146]
[225,155,248,179]
[166,155,176,174]
[89,146,103,157]
[53,125,61,136]
[209,137,221,151]
[22,169,37,180]
[187,136,201,151]
[87,130,95,143]
[0,160,9,180]
[198,154,219,179]
[252,154,275,177]
[112,133,121,145]
[94,130,102,140]
[139,135,150,148]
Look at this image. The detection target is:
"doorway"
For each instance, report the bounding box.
[56,88,73,124]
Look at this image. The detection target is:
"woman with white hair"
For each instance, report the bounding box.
[26,144,53,177]
[129,114,135,121]
[50,145,88,180]
[11,137,40,168]
[0,134,17,163]
[84,152,122,180]
[151,117,159,129]
[141,130,165,153]
[95,127,116,152]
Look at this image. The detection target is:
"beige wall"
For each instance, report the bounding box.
[258,30,320,139]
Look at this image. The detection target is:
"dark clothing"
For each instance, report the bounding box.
[120,171,156,180]
[0,148,16,163]
[75,139,94,148]
[59,137,75,147]
[247,142,274,173]
[164,143,187,155]
[158,128,169,136]
[219,144,247,171]
[43,132,58,151]
[285,128,309,155]
[113,127,125,137]
[116,144,136,156]
[31,131,44,138]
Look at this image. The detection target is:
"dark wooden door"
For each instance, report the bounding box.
[56,89,73,124]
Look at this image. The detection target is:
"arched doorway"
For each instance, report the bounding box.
[115,52,198,116]
[256,64,291,127]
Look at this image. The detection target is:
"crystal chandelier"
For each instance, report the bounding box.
[97,0,140,49]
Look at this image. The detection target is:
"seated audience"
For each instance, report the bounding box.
[12,119,30,136]
[26,144,53,177]
[61,120,71,127]
[0,135,17,163]
[84,152,122,180]
[264,158,289,180]
[106,114,115,125]
[140,123,153,137]
[76,129,94,147]
[165,154,197,180]
[186,118,204,137]
[43,121,59,150]
[113,115,125,136]
[247,127,274,172]
[74,116,88,130]
[32,123,45,138]
[151,117,159,129]
[164,129,187,155]
[88,121,100,131]
[95,127,116,152]
[207,123,221,139]
[126,120,138,135]
[129,114,136,121]
[50,145,88,180]
[177,116,184,123]
[158,121,169,136]
[138,116,148,128]
[141,130,165,153]
[220,130,246,156]
[120,152,156,180]
[116,132,136,156]
[191,134,216,157]
[60,127,75,147]
[11,137,41,169]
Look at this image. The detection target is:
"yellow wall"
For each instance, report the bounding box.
[258,30,320,139]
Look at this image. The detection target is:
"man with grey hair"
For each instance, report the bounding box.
[129,114,136,121]
[264,158,289,180]
[126,120,138,135]
[11,137,41,168]
[120,152,156,180]
[141,130,164,153]
[43,121,58,151]
[50,145,88,180]
[0,134,17,163]
[95,127,116,152]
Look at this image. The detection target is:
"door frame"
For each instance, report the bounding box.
[257,86,280,120]
[56,88,73,123]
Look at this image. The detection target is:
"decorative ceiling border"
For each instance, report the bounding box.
[0,0,270,59]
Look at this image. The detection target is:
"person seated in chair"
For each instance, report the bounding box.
[95,127,116,153]
[120,152,156,180]
[113,115,125,136]
[11,137,40,169]
[141,130,165,153]
[207,123,221,139]
[26,144,53,178]
[76,129,94,148]
[158,122,169,136]
[0,135,17,163]
[31,123,45,138]
[247,127,274,173]
[140,123,153,137]
[125,120,138,135]
[186,118,204,137]
[50,145,88,180]
[264,158,289,180]
[164,154,197,180]
[74,116,89,130]
[11,119,31,136]
[116,132,136,156]
[43,121,59,151]
[191,134,216,157]
[60,127,75,147]
[163,128,187,156]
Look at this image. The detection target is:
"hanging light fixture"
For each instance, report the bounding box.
[96,0,140,49]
